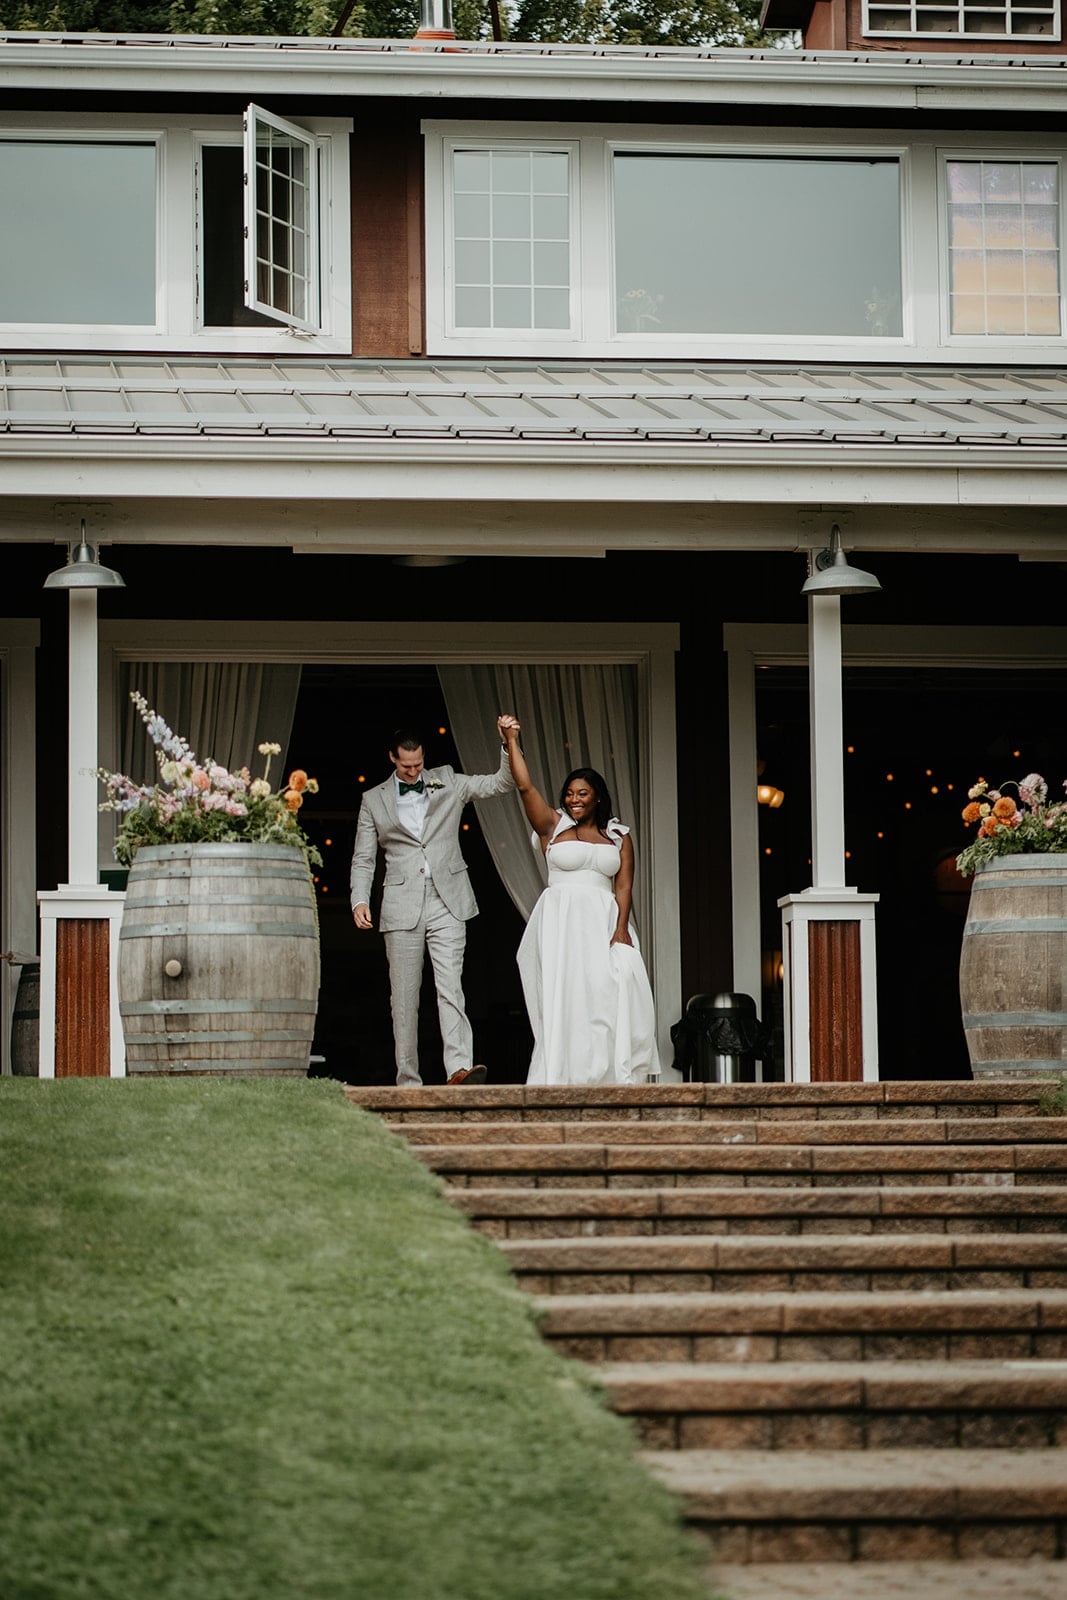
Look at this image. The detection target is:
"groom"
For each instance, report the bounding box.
[350,723,515,1087]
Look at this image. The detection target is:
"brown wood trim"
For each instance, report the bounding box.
[350,126,425,358]
[55,919,110,1078]
[808,919,863,1082]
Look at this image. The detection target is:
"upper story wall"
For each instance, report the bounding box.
[3,34,1067,367]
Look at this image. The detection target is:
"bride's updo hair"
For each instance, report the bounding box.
[559,768,613,832]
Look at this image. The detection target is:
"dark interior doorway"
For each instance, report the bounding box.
[284,663,531,1086]
[756,665,1067,1081]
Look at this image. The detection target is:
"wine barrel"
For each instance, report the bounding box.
[118,842,319,1076]
[959,854,1067,1079]
[11,961,40,1076]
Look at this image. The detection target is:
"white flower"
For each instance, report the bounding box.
[250,778,271,799]
[258,742,281,757]
[424,778,445,791]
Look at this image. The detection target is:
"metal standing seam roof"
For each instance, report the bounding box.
[3,359,1067,452]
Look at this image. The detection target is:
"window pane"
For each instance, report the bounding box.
[947,159,1061,335]
[450,146,572,332]
[247,106,317,330]
[201,146,276,328]
[0,140,156,324]
[612,153,903,337]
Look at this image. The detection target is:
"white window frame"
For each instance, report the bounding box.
[861,0,1060,40]
[937,147,1065,347]
[425,121,914,361]
[427,132,584,348]
[0,111,351,353]
[243,103,320,333]
[426,120,1067,363]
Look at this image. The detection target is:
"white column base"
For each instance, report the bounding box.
[779,889,879,1084]
[38,886,126,1078]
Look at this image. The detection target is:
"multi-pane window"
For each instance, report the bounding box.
[0,139,157,325]
[450,146,571,331]
[946,160,1060,337]
[612,154,903,338]
[864,0,1059,36]
[244,105,318,332]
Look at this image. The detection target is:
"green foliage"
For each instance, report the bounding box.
[0,1079,710,1600]
[2,0,781,44]
[1037,1075,1067,1117]
[512,0,777,45]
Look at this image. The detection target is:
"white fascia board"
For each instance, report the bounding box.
[2,445,1067,509]
[3,39,1067,113]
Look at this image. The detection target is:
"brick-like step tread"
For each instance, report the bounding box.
[537,1288,1067,1362]
[599,1359,1067,1449]
[711,1562,1067,1599]
[346,1081,1048,1118]
[393,1117,1061,1145]
[503,1231,1067,1293]
[412,1141,1067,1185]
[645,1448,1067,1563]
[450,1184,1067,1237]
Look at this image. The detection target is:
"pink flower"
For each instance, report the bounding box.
[192,769,210,791]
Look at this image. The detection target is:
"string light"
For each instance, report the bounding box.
[886,773,894,782]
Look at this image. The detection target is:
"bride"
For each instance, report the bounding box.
[497,714,660,1087]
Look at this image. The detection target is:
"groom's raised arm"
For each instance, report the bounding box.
[457,744,515,801]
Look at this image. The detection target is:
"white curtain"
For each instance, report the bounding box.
[437,663,645,929]
[119,662,303,786]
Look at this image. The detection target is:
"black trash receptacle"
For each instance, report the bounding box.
[673,991,767,1084]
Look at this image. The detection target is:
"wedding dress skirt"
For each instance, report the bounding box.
[518,839,661,1087]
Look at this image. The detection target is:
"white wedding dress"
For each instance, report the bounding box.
[518,816,661,1086]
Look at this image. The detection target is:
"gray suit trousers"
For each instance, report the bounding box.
[384,878,471,1086]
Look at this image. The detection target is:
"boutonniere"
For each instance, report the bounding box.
[424,778,445,792]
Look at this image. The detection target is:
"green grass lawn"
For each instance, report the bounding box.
[0,1078,710,1600]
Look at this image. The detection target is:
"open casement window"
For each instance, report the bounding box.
[243,103,319,332]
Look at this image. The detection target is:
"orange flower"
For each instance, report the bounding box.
[287,769,308,792]
[993,797,1017,820]
[962,802,982,824]
[284,789,304,812]
[979,817,1001,837]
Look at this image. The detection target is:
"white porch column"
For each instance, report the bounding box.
[38,540,127,1078]
[779,587,879,1084]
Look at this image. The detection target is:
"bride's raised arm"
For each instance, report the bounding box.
[497,715,558,845]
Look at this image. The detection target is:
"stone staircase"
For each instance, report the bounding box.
[344,1080,1067,1599]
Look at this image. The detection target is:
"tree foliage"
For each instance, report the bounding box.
[0,0,778,44]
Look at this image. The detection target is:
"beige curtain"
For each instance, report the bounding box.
[119,662,302,785]
[437,663,644,929]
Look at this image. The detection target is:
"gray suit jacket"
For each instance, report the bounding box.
[349,751,515,933]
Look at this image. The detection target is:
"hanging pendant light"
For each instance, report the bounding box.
[43,522,125,590]
[801,525,881,597]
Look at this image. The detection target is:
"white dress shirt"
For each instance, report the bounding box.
[395,773,432,879]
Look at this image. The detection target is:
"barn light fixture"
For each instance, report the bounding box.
[43,522,125,590]
[801,525,881,597]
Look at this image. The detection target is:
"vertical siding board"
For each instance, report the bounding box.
[55,919,110,1078]
[350,124,425,357]
[809,920,863,1082]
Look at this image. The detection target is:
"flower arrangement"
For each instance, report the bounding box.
[956,771,1067,877]
[97,692,322,870]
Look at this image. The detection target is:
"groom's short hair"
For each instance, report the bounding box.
[389,728,424,757]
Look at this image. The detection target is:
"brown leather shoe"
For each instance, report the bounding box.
[447,1065,487,1086]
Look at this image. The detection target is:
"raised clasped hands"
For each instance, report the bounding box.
[497,713,521,742]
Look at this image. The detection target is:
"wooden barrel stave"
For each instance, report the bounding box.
[959,857,1067,1079]
[119,843,319,1077]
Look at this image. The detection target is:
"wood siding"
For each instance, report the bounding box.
[55,918,110,1077]
[350,124,425,358]
[808,919,863,1082]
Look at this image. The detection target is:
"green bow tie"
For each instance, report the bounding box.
[398,779,424,795]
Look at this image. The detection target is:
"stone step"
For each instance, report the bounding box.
[345,1081,1050,1120]
[391,1116,1062,1145]
[642,1448,1067,1564]
[597,1360,1067,1450]
[502,1231,1067,1294]
[711,1561,1067,1600]
[537,1288,1067,1364]
[450,1184,1067,1238]
[409,1140,1067,1186]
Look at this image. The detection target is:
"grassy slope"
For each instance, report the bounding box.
[0,1079,709,1600]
